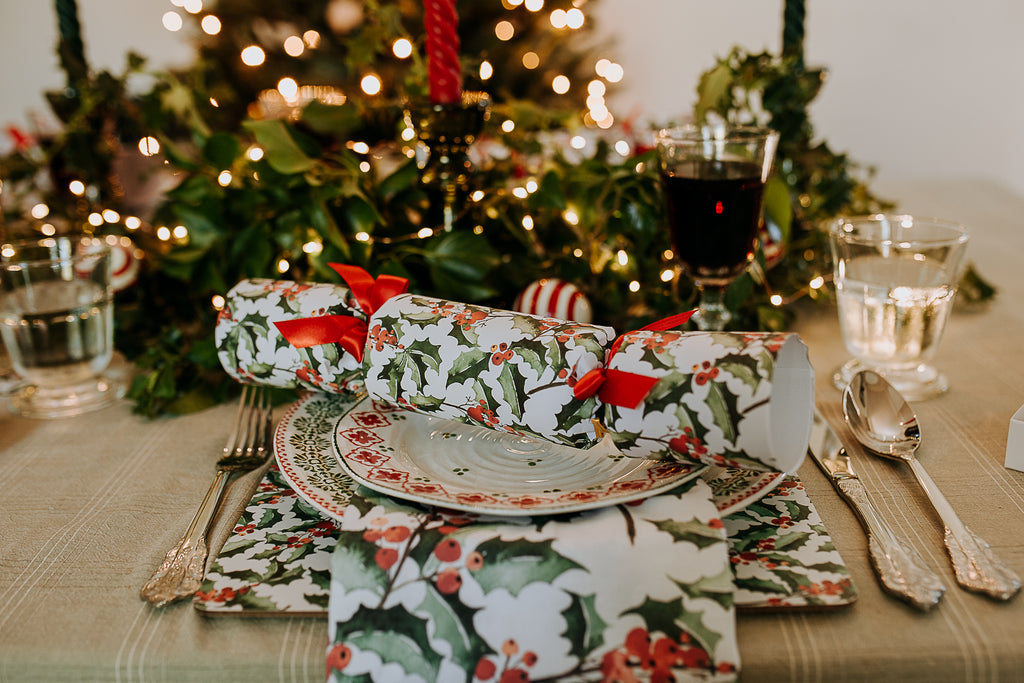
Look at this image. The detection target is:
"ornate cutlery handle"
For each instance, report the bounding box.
[140,469,230,607]
[907,459,1021,601]
[836,477,945,611]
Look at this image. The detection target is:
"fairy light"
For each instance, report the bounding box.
[663,249,674,260]
[770,294,784,306]
[629,280,641,292]
[392,38,412,59]
[210,97,219,107]
[162,11,183,31]
[125,216,142,230]
[40,223,56,236]
[211,294,225,310]
[30,203,49,219]
[417,227,434,239]
[524,0,543,11]
[156,226,171,241]
[401,127,415,142]
[278,77,298,100]
[552,75,570,94]
[182,0,202,13]
[359,161,371,173]
[512,187,528,199]
[277,258,290,273]
[521,52,539,70]
[303,30,321,47]
[172,225,188,240]
[360,74,382,95]
[570,135,586,150]
[495,21,514,41]
[139,136,160,156]
[218,170,232,186]
[247,146,264,161]
[563,209,579,225]
[501,119,515,133]
[480,61,493,80]
[809,276,825,289]
[355,231,371,242]
[102,209,120,223]
[471,190,485,201]
[302,240,323,254]
[565,8,585,29]
[660,269,674,282]
[200,15,220,35]
[614,140,630,157]
[522,216,534,230]
[525,179,538,193]
[616,249,628,266]
[604,62,624,82]
[241,46,265,66]
[550,9,567,28]
[573,248,584,258]
[350,141,370,154]
[284,36,304,56]
[69,180,85,196]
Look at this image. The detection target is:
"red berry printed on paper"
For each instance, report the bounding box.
[435,567,462,594]
[434,537,462,562]
[374,547,399,570]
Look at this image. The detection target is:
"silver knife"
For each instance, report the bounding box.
[808,411,945,611]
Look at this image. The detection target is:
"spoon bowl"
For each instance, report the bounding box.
[843,369,1020,601]
[843,370,921,460]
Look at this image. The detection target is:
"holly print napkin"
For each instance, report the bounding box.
[326,478,739,682]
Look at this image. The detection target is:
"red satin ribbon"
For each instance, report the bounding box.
[273,265,409,363]
[572,310,695,409]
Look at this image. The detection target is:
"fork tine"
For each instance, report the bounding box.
[223,384,251,458]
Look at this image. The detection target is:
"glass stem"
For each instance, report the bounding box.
[694,286,731,331]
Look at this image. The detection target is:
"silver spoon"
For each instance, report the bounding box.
[843,369,1021,601]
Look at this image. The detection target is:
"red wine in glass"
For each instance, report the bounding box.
[661,160,765,286]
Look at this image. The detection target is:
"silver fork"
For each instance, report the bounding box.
[140,385,274,607]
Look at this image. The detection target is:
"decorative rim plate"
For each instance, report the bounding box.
[275,392,784,520]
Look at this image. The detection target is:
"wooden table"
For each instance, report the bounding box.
[2,180,1023,681]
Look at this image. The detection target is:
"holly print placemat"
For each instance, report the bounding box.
[195,467,855,616]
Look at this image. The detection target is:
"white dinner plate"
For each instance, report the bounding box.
[275,392,783,520]
[331,396,705,516]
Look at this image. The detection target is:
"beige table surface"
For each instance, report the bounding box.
[2,180,1023,682]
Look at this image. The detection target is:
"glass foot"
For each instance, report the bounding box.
[11,374,126,418]
[832,359,949,402]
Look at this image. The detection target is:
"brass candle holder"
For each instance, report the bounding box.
[406,91,490,232]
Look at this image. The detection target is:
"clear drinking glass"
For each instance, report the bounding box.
[0,235,125,418]
[655,124,779,330]
[829,214,969,400]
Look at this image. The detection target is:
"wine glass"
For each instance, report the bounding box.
[655,124,779,330]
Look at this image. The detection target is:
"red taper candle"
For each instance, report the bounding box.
[424,0,462,104]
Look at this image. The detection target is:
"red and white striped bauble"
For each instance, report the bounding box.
[513,279,592,323]
[107,235,140,292]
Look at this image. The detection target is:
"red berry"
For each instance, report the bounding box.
[374,547,399,571]
[434,538,462,562]
[384,526,411,542]
[466,550,484,571]
[474,657,497,680]
[498,668,529,683]
[522,651,538,667]
[435,567,462,594]
[625,627,651,658]
[362,529,383,542]
[326,643,352,672]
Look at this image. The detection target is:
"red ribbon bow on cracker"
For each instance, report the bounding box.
[273,264,409,363]
[572,310,695,408]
